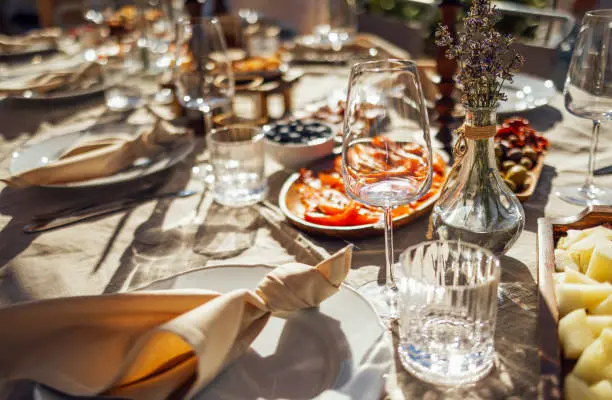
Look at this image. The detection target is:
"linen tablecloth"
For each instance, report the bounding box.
[0,65,610,399]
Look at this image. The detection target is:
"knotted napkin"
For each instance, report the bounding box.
[2,120,191,187]
[0,246,352,399]
[0,62,101,95]
[0,28,60,54]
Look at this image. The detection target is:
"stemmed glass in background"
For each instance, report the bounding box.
[341,60,433,319]
[559,9,612,206]
[174,16,234,134]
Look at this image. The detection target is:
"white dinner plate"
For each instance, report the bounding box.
[498,73,557,114]
[10,127,194,188]
[142,264,391,400]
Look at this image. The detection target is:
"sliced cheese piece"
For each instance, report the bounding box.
[559,309,596,359]
[564,374,598,400]
[590,380,612,400]
[558,226,612,250]
[556,248,581,272]
[553,272,566,285]
[569,235,612,273]
[586,242,612,283]
[573,328,612,384]
[556,283,612,317]
[565,269,601,285]
[590,295,612,315]
[586,315,612,337]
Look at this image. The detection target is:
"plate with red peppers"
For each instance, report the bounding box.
[495,117,550,202]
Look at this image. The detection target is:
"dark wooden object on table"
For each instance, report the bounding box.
[537,206,612,399]
[435,0,461,158]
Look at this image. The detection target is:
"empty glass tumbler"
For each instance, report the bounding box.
[397,240,500,385]
[207,126,267,207]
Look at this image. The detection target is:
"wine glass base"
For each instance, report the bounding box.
[555,185,612,206]
[357,281,399,320]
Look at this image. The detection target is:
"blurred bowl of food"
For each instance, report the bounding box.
[263,119,335,171]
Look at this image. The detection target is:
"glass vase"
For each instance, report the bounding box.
[431,107,524,255]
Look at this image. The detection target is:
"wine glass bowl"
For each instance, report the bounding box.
[341,59,433,319]
[558,9,612,205]
[174,17,234,120]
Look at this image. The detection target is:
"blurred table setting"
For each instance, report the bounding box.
[0,1,611,400]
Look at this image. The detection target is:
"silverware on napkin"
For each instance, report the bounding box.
[24,189,200,233]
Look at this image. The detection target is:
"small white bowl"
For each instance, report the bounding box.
[263,121,336,171]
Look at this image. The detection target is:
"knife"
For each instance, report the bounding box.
[24,189,200,233]
[594,164,612,176]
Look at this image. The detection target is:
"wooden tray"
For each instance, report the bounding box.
[278,155,446,239]
[516,150,547,202]
[537,206,612,399]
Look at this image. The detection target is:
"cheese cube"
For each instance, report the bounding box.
[590,295,612,315]
[558,226,612,250]
[573,328,612,384]
[586,242,612,283]
[586,315,612,337]
[556,283,612,317]
[590,380,612,399]
[559,309,596,359]
[569,235,611,273]
[564,374,598,400]
[555,248,581,272]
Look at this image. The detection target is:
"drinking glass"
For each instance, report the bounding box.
[397,241,500,385]
[207,126,267,206]
[313,0,357,49]
[342,60,433,319]
[174,16,234,134]
[559,9,612,206]
[99,40,144,110]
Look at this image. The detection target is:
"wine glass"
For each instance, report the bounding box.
[558,9,612,206]
[174,16,234,182]
[174,16,234,134]
[342,60,433,319]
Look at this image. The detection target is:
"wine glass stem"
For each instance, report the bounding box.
[203,109,214,135]
[584,120,601,196]
[383,206,396,289]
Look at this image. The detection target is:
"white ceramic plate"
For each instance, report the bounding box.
[10,128,194,188]
[498,73,557,114]
[143,265,390,400]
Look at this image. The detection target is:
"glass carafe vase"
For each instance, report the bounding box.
[431,107,524,255]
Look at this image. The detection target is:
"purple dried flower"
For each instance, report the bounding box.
[434,0,524,108]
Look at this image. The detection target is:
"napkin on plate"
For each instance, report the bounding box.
[0,246,353,400]
[1,120,191,188]
[0,62,102,95]
[0,28,61,54]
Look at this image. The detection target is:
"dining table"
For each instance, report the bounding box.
[0,33,611,400]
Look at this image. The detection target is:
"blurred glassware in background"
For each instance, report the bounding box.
[243,23,280,57]
[174,16,235,133]
[312,0,357,49]
[98,40,144,110]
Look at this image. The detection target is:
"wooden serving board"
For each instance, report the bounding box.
[516,151,547,202]
[537,206,612,399]
[278,155,444,239]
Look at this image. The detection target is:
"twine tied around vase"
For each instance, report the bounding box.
[426,124,496,239]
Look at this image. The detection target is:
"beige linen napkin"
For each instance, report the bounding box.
[0,28,60,54]
[0,62,102,95]
[0,246,352,400]
[2,120,191,187]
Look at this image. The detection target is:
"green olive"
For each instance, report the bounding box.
[502,160,516,171]
[504,179,517,192]
[519,157,533,170]
[506,165,529,187]
[523,146,538,162]
[494,143,503,159]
